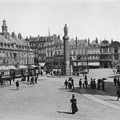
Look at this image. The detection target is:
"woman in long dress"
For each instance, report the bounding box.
[70,94,78,114]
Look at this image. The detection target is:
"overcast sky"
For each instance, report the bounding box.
[0,0,120,41]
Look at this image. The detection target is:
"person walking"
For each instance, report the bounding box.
[71,78,75,89]
[117,87,120,101]
[79,79,82,89]
[70,94,78,114]
[15,80,19,90]
[30,76,34,85]
[113,77,117,86]
[97,79,101,90]
[84,79,88,89]
[85,74,87,80]
[64,79,68,89]
[101,80,105,90]
[35,76,38,84]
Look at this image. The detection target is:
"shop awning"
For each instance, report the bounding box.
[78,62,87,66]
[18,65,27,69]
[88,62,100,66]
[0,66,10,71]
[8,65,17,70]
[31,65,37,68]
[39,63,45,66]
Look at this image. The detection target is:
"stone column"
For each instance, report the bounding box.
[63,24,70,75]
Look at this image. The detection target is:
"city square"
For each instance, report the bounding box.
[0,0,120,120]
[0,69,119,120]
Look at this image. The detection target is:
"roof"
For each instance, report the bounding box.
[0,35,9,43]
[7,35,18,44]
[110,41,120,47]
[77,39,87,44]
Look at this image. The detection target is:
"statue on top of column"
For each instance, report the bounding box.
[64,24,68,36]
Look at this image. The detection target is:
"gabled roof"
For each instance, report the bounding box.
[77,39,87,44]
[0,35,9,43]
[110,41,120,47]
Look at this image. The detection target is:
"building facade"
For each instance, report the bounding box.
[0,20,34,68]
[99,40,112,68]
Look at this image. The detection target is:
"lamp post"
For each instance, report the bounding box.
[26,37,29,66]
[86,47,89,72]
[25,37,29,82]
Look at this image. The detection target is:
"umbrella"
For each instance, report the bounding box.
[102,78,107,80]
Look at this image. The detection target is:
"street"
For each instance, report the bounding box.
[0,69,120,120]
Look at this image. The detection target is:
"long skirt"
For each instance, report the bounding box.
[71,103,78,114]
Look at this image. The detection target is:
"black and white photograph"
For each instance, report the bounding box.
[0,0,120,119]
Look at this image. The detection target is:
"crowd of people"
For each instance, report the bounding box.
[64,74,106,91]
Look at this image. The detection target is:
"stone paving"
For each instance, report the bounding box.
[0,69,120,120]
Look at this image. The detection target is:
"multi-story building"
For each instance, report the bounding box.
[99,40,112,68]
[0,20,34,68]
[29,34,63,71]
[110,41,120,68]
[28,30,120,73]
[69,38,100,73]
[87,38,100,68]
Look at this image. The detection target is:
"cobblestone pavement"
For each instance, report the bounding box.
[0,69,120,120]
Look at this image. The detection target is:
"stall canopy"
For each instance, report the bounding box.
[18,65,27,69]
[39,63,45,66]
[88,62,100,66]
[8,65,17,70]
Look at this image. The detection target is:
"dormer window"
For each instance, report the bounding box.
[1,43,3,47]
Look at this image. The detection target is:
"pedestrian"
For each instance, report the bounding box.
[68,81,72,89]
[79,79,82,89]
[93,79,96,89]
[15,80,19,90]
[35,76,38,84]
[12,70,15,82]
[85,74,87,80]
[90,78,93,89]
[30,76,34,85]
[84,79,88,89]
[71,78,75,89]
[97,79,101,90]
[70,94,78,114]
[113,77,117,86]
[117,77,120,87]
[116,87,120,101]
[64,79,68,89]
[101,80,105,90]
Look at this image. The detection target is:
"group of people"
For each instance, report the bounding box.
[64,74,106,91]
[79,79,88,89]
[113,77,120,101]
[64,77,74,89]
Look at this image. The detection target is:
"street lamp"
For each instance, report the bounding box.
[26,37,29,66]
[25,37,29,82]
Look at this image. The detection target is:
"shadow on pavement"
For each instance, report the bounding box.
[66,81,118,97]
[106,98,117,101]
[57,111,72,114]
[9,88,17,91]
